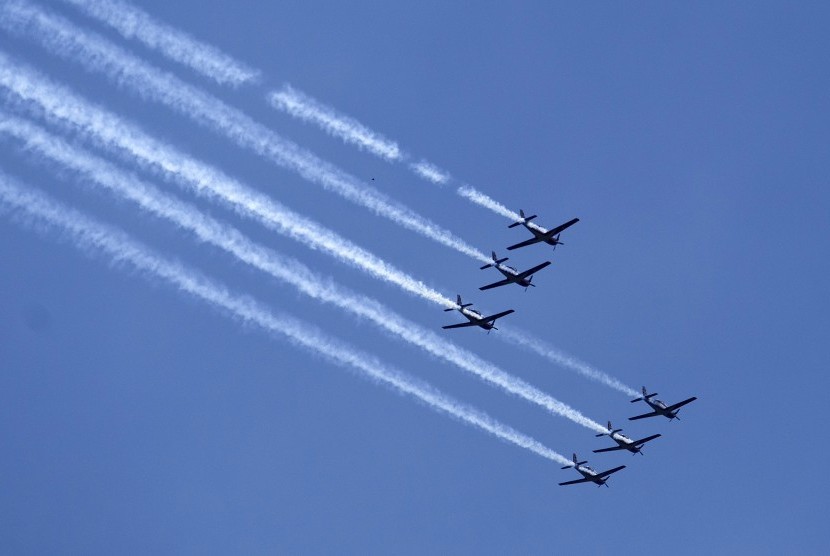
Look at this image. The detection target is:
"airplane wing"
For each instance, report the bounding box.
[442,321,479,330]
[479,278,513,291]
[595,465,626,479]
[592,445,628,454]
[558,477,592,486]
[506,236,541,251]
[481,309,515,322]
[547,217,580,236]
[629,411,661,421]
[517,261,551,279]
[633,433,662,446]
[666,397,697,412]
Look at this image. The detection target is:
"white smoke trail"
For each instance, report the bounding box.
[0,0,490,264]
[0,173,571,466]
[57,0,260,87]
[410,161,451,185]
[0,50,456,309]
[0,114,607,432]
[0,54,636,399]
[499,329,639,397]
[458,184,522,221]
[268,85,403,162]
[53,0,530,236]
[458,184,548,233]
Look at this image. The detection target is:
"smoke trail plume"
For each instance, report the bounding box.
[411,161,451,185]
[0,0,489,264]
[499,329,639,397]
[0,50,456,308]
[457,184,522,221]
[269,85,403,161]
[0,172,571,466]
[0,114,607,432]
[0,54,635,399]
[58,0,260,86]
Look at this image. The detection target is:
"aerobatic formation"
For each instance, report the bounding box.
[442,209,697,487]
[0,0,697,490]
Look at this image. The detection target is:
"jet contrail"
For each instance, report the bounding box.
[0,53,637,398]
[268,85,403,162]
[0,0,490,264]
[57,0,260,87]
[0,114,607,432]
[0,173,571,466]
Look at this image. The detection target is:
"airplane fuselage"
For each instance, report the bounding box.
[524,223,561,246]
[575,465,607,485]
[610,433,641,453]
[646,399,679,419]
[460,309,496,330]
[494,264,532,288]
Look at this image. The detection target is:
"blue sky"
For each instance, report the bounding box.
[1,1,828,553]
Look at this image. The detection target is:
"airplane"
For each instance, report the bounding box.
[629,387,698,421]
[441,295,514,332]
[506,210,579,251]
[558,453,626,487]
[478,251,551,291]
[593,421,661,455]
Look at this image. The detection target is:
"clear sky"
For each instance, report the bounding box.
[1,1,828,553]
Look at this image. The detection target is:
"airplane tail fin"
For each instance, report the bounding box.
[445,294,472,311]
[481,251,508,269]
[509,209,537,228]
[631,386,657,403]
[569,453,588,467]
